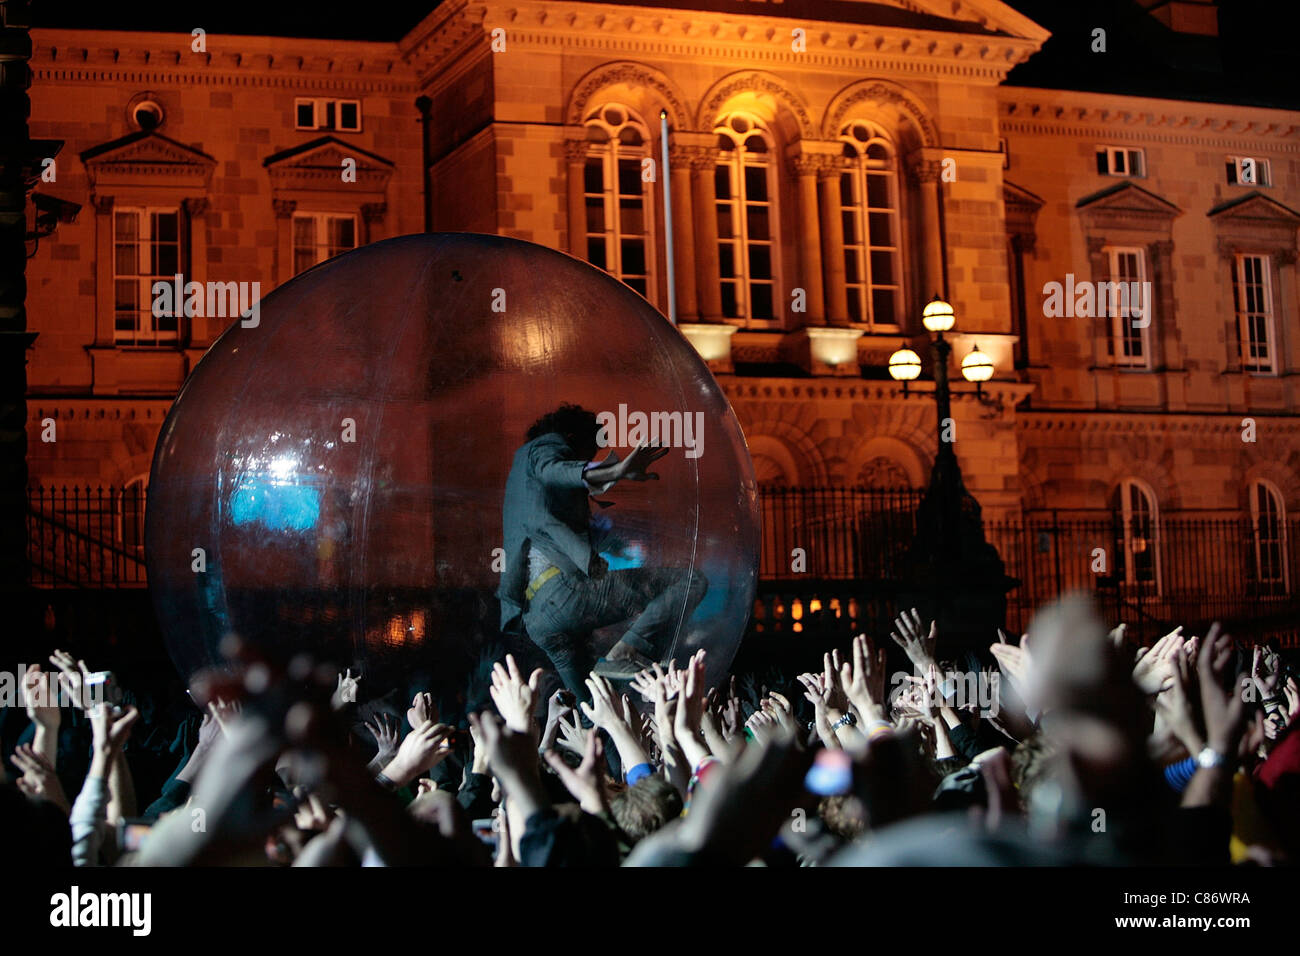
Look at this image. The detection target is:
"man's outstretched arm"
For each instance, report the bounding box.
[583,443,670,488]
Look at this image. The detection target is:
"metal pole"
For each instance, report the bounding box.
[659,110,677,325]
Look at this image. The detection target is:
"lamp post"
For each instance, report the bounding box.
[888,294,1012,652]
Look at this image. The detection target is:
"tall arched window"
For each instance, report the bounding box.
[1248,479,1288,593]
[1111,478,1160,593]
[714,112,778,320]
[838,121,902,329]
[583,104,654,299]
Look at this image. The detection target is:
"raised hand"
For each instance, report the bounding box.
[489,654,543,736]
[12,744,70,814]
[406,691,437,729]
[364,713,401,768]
[556,712,590,757]
[1196,624,1248,756]
[382,720,454,787]
[543,723,608,815]
[745,709,777,747]
[1132,627,1184,695]
[762,692,795,733]
[989,631,1031,702]
[672,650,712,768]
[48,649,92,710]
[840,633,888,723]
[330,668,361,710]
[208,697,242,734]
[891,609,938,672]
[22,665,60,730]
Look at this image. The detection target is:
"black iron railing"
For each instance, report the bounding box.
[24,484,1300,647]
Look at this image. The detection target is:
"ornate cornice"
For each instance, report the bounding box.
[1017,410,1300,435]
[998,95,1300,151]
[33,29,415,93]
[404,0,1043,89]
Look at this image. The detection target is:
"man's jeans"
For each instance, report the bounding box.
[523,566,707,693]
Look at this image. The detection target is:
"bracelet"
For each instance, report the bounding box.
[375,770,398,791]
[831,712,856,731]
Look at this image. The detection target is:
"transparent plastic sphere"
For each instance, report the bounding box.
[146,234,759,700]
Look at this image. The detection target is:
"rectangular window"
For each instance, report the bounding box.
[293,98,362,132]
[716,154,776,320]
[1233,253,1276,374]
[840,159,902,329]
[1096,146,1145,177]
[583,147,651,298]
[113,206,181,346]
[1106,246,1150,368]
[1226,156,1271,187]
[292,213,357,275]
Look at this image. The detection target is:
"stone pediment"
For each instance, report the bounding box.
[1207,191,1300,226]
[80,131,215,190]
[263,136,394,193]
[1076,181,1182,218]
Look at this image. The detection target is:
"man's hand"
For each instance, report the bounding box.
[1196,624,1248,756]
[406,691,437,729]
[585,443,671,486]
[382,719,454,787]
[330,668,361,710]
[22,665,60,730]
[12,744,71,815]
[544,723,608,815]
[88,704,140,780]
[48,650,92,710]
[840,633,888,723]
[890,609,938,672]
[364,713,401,769]
[489,654,543,736]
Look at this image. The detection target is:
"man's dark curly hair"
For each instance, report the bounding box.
[526,403,599,445]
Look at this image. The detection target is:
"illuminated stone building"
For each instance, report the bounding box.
[22,1,1300,633]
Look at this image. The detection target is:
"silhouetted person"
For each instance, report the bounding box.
[498,404,707,693]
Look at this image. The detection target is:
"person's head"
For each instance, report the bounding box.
[610,775,683,844]
[526,404,599,460]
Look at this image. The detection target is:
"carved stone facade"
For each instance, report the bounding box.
[22,2,1300,542]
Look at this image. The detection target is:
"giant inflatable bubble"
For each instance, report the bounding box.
[146,233,759,703]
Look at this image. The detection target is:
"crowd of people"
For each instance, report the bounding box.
[3,596,1298,866]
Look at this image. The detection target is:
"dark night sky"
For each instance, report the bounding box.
[26,0,1300,109]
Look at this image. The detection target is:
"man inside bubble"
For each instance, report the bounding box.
[498,403,708,694]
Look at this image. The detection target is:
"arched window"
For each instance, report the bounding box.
[583,104,654,299]
[1248,479,1288,593]
[714,112,778,320]
[1111,478,1160,593]
[118,474,148,554]
[838,121,902,329]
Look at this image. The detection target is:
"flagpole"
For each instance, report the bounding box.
[660,109,677,326]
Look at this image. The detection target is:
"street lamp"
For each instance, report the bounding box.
[892,294,1011,652]
[961,342,994,397]
[887,347,922,395]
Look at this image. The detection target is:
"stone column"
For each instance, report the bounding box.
[818,160,849,325]
[182,197,210,347]
[361,202,387,245]
[689,147,723,321]
[564,139,588,259]
[273,199,297,287]
[91,194,116,346]
[790,154,825,324]
[911,158,945,301]
[668,145,698,320]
